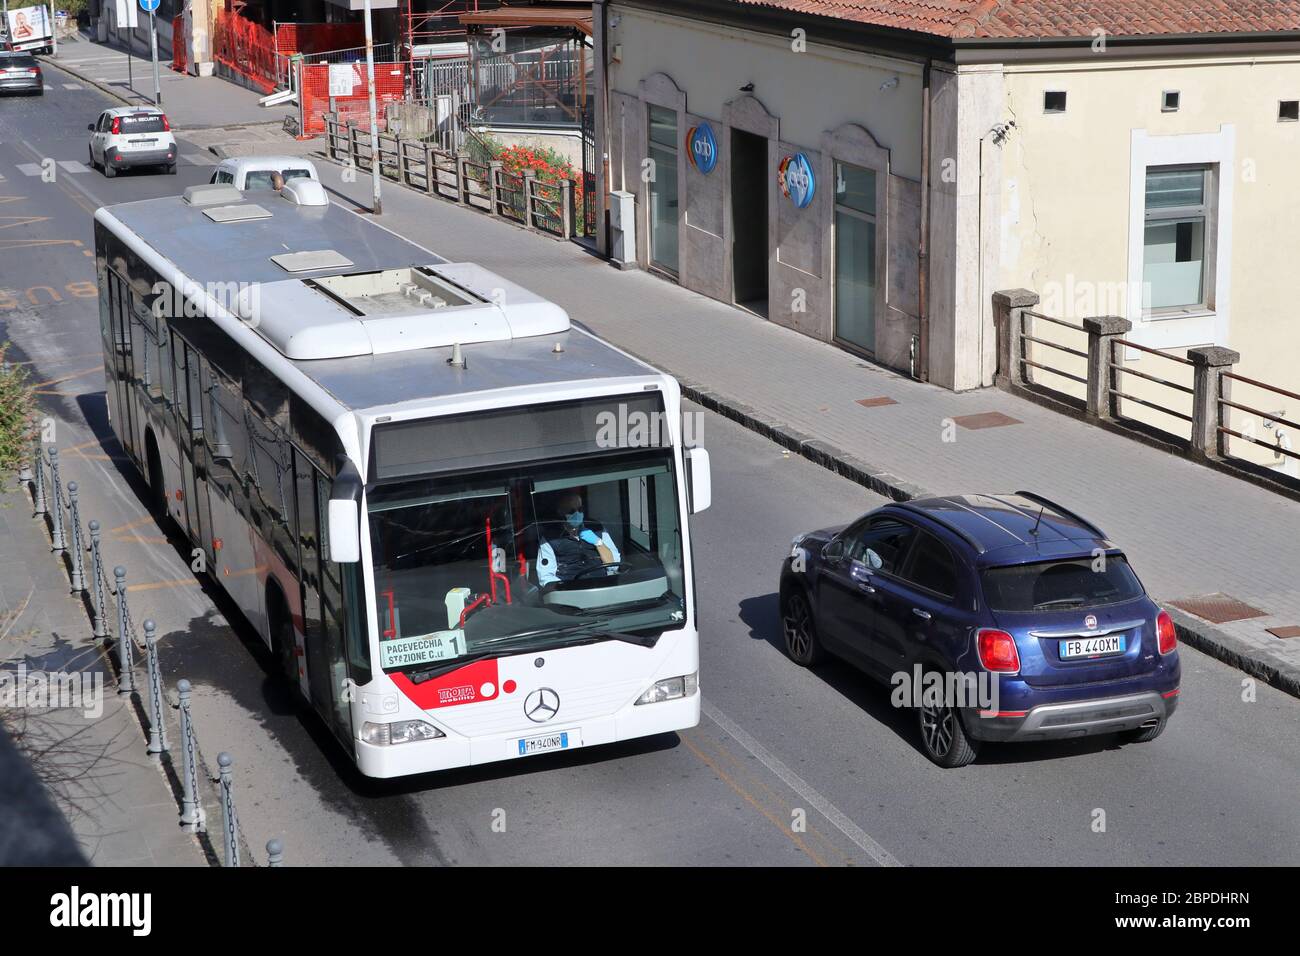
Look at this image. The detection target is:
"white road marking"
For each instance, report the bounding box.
[16,163,42,177]
[181,153,217,166]
[701,698,904,867]
[62,83,83,90]
[58,161,91,174]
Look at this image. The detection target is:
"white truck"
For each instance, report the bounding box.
[5,6,54,55]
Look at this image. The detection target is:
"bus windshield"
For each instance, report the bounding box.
[367,449,685,677]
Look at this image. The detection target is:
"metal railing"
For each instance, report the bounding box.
[323,113,578,240]
[19,420,285,867]
[994,289,1300,495]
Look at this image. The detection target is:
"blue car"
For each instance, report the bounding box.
[779,493,1180,767]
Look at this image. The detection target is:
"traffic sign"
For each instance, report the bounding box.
[139,0,160,12]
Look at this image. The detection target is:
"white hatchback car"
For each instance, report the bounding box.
[88,106,177,177]
[210,156,319,190]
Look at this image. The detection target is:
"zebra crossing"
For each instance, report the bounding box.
[6,153,218,177]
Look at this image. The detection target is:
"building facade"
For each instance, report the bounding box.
[593,0,1300,414]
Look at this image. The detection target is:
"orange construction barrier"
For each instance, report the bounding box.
[212,11,277,94]
[298,61,406,136]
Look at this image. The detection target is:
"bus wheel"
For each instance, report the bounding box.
[270,593,297,685]
[145,437,167,521]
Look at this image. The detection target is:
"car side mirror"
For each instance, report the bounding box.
[822,539,845,563]
[87,123,94,131]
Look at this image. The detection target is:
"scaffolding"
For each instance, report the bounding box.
[402,0,495,60]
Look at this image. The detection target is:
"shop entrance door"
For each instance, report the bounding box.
[730,129,769,316]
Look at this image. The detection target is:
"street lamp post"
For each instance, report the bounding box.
[362,0,382,215]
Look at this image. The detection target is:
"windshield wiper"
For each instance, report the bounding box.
[1034,597,1087,609]
[404,621,656,684]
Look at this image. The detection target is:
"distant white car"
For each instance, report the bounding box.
[87,106,177,177]
[210,156,319,191]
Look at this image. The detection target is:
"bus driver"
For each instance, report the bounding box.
[535,489,621,586]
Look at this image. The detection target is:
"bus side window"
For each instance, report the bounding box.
[158,325,172,405]
[185,345,203,430]
[173,336,189,426]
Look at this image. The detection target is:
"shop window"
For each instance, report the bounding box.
[647,105,679,275]
[833,162,878,355]
[1143,165,1214,314]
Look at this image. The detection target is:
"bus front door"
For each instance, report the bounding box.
[175,341,213,555]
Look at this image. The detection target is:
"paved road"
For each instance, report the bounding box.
[4,81,1299,867]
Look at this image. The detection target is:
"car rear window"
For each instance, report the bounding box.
[282,168,312,181]
[981,555,1144,612]
[120,113,167,134]
[1,54,38,67]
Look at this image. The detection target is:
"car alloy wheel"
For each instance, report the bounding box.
[782,591,821,665]
[920,702,955,756]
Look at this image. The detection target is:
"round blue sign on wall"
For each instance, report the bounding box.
[687,123,718,175]
[779,153,816,209]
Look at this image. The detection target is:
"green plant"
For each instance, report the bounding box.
[0,343,35,481]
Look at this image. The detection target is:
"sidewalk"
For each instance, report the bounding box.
[44,58,1300,697]
[0,462,208,866]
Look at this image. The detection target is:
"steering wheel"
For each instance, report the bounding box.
[568,562,635,581]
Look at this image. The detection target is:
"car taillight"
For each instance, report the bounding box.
[977,628,1020,673]
[1157,610,1177,655]
[110,117,121,134]
[161,114,171,131]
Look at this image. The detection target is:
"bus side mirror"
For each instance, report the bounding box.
[327,499,360,563]
[685,446,711,514]
[328,458,363,563]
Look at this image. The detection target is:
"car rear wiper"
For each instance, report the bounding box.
[1034,597,1087,609]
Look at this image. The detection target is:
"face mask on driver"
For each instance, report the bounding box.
[565,510,584,529]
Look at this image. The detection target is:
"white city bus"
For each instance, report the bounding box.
[94,180,710,777]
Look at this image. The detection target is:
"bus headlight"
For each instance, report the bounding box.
[635,672,699,705]
[360,719,446,746]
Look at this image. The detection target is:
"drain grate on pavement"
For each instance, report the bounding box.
[1266,626,1300,639]
[1169,593,1268,624]
[952,411,1022,430]
[856,397,898,408]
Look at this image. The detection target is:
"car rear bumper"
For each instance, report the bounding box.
[107,147,177,169]
[967,689,1178,742]
[0,78,42,92]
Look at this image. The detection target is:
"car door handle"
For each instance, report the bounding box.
[912,608,932,620]
[857,582,876,594]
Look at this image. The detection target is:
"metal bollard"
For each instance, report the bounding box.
[177,679,205,832]
[267,838,284,867]
[218,752,239,867]
[17,425,32,485]
[144,620,168,757]
[31,432,47,517]
[66,482,86,593]
[88,521,108,639]
[48,448,66,553]
[114,566,134,695]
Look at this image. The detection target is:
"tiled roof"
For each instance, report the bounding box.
[729,1,1300,39]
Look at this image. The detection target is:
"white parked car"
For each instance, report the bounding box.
[87,106,177,177]
[209,156,319,190]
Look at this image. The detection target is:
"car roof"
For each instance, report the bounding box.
[219,156,316,171]
[103,105,166,116]
[889,493,1115,567]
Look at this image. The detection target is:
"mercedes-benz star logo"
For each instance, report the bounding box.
[524,688,560,723]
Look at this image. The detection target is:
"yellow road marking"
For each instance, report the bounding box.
[126,578,202,593]
[0,216,50,230]
[111,516,155,533]
[679,731,828,867]
[31,366,101,389]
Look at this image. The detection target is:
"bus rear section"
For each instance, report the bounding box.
[348,388,710,778]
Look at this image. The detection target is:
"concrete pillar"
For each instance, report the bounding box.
[1082,315,1131,420]
[991,288,1038,389]
[1188,345,1239,460]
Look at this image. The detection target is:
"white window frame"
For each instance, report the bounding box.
[1126,126,1234,350]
